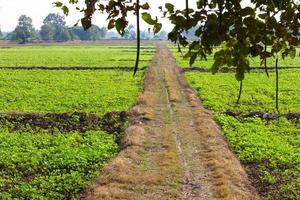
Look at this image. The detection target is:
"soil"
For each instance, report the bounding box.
[0,111,127,134]
[81,44,260,200]
[181,66,300,73]
[225,110,300,121]
[0,66,147,71]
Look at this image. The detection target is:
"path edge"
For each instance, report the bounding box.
[79,49,157,200]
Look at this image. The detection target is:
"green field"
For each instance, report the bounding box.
[1,42,299,199]
[0,46,155,67]
[0,69,143,114]
[171,46,300,69]
[185,70,300,113]
[0,45,149,199]
[0,130,118,199]
[185,70,300,199]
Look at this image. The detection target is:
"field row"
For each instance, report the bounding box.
[185,70,300,113]
[0,46,155,67]
[0,70,143,115]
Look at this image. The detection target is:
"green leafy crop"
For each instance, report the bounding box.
[0,130,118,199]
[216,115,300,200]
[0,46,155,68]
[0,69,143,114]
[185,70,300,113]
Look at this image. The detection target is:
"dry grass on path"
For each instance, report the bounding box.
[81,44,260,200]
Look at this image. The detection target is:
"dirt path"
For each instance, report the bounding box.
[82,44,259,200]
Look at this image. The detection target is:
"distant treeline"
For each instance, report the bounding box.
[0,13,168,44]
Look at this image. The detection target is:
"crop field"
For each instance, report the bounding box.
[0,130,118,199]
[0,70,142,114]
[185,70,300,113]
[170,46,300,69]
[0,46,155,68]
[184,69,300,199]
[0,44,151,199]
[0,40,298,200]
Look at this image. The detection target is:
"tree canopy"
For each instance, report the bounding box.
[71,25,107,40]
[7,13,110,42]
[43,13,66,27]
[43,13,70,41]
[40,13,108,42]
[40,24,55,41]
[11,15,36,44]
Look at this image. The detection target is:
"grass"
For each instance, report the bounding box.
[0,69,143,114]
[184,69,300,199]
[170,46,300,69]
[0,46,155,67]
[0,130,118,199]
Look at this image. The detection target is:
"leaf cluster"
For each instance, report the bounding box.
[56,1,299,81]
[163,0,300,80]
[54,0,161,35]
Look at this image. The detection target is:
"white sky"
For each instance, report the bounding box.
[0,0,250,32]
[0,0,190,32]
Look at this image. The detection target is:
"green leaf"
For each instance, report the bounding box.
[81,18,92,30]
[235,67,245,81]
[62,6,69,16]
[107,19,115,30]
[115,18,126,35]
[211,57,224,74]
[53,1,63,8]
[198,0,207,8]
[165,3,174,13]
[153,23,162,34]
[53,2,63,7]
[141,3,150,10]
[99,4,105,11]
[240,7,255,16]
[69,0,78,4]
[244,17,256,28]
[258,13,268,19]
[141,13,157,25]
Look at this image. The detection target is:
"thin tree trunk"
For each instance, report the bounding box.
[186,0,189,21]
[178,43,184,57]
[133,0,140,76]
[275,58,279,112]
[236,80,243,104]
[264,44,269,77]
